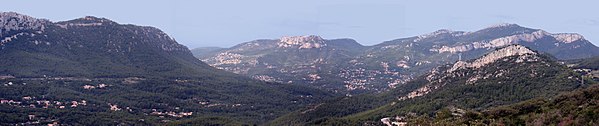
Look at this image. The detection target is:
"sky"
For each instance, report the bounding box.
[3,0,599,48]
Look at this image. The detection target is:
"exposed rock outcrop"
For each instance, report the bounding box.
[414,29,467,42]
[400,45,541,100]
[551,33,584,43]
[448,45,537,72]
[278,35,327,49]
[0,12,48,36]
[432,30,587,54]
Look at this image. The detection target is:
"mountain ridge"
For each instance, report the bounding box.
[269,44,585,125]
[194,24,599,94]
[0,11,203,78]
[0,12,334,125]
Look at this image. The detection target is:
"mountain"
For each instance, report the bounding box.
[197,35,369,94]
[0,12,333,125]
[196,24,599,94]
[390,83,599,125]
[1,12,211,78]
[269,45,589,125]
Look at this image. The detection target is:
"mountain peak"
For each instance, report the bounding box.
[401,44,543,100]
[485,23,522,29]
[0,12,48,36]
[425,29,463,36]
[448,44,537,72]
[0,12,38,19]
[477,23,536,34]
[413,29,467,42]
[0,12,25,17]
[56,16,116,28]
[278,35,327,49]
[78,16,115,23]
[280,35,324,43]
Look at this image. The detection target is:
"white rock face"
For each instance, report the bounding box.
[551,33,583,43]
[431,30,586,53]
[277,35,326,49]
[401,45,538,100]
[413,29,467,42]
[438,30,547,53]
[448,45,536,72]
[399,83,439,100]
[494,30,549,43]
[55,16,113,29]
[1,12,48,46]
[0,12,47,36]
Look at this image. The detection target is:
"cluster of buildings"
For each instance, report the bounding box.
[150,110,193,118]
[82,83,109,89]
[0,96,87,109]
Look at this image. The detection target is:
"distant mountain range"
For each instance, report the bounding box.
[0,12,333,125]
[269,45,590,125]
[2,11,598,125]
[194,24,599,94]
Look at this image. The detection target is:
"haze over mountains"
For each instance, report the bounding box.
[269,45,589,125]
[194,24,599,94]
[1,11,598,125]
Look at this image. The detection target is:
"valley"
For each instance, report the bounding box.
[2,11,599,125]
[268,45,597,125]
[195,24,599,95]
[0,12,334,125]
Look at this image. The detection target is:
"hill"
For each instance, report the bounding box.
[196,24,599,94]
[0,12,333,125]
[269,45,587,125]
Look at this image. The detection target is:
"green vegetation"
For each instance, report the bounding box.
[0,76,333,125]
[0,20,223,79]
[394,84,599,125]
[571,56,599,70]
[3,12,599,125]
[0,14,335,125]
[269,49,589,125]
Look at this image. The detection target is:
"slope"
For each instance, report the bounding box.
[270,45,584,125]
[0,12,333,125]
[197,24,599,95]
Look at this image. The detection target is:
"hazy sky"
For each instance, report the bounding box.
[3,0,599,48]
